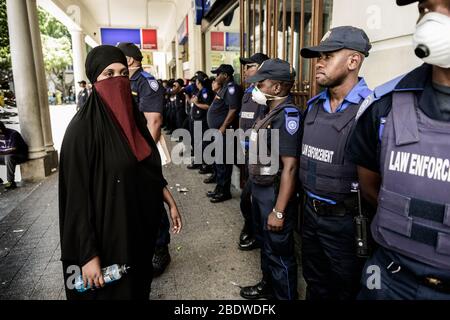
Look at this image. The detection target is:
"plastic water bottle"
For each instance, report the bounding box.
[74,264,129,293]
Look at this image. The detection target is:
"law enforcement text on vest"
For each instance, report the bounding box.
[299,98,365,202]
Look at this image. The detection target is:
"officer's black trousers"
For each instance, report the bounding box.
[215,134,233,194]
[191,119,208,165]
[252,183,298,300]
[240,171,254,236]
[301,199,365,300]
[358,247,450,300]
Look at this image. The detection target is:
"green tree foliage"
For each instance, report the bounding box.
[0,0,12,87]
[38,8,71,40]
[38,8,73,96]
[0,1,73,94]
[41,34,72,95]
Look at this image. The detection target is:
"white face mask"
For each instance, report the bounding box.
[251,86,287,106]
[413,12,450,68]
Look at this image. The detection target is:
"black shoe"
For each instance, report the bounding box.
[198,166,213,175]
[203,174,216,184]
[152,246,171,277]
[0,178,3,184]
[238,237,260,251]
[206,185,220,198]
[4,181,17,190]
[240,224,251,242]
[187,164,202,170]
[240,280,274,300]
[210,192,232,203]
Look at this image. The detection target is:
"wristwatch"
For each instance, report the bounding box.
[272,208,284,220]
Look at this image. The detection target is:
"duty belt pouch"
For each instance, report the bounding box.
[248,164,277,186]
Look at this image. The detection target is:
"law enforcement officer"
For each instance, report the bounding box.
[299,26,373,300]
[240,59,301,300]
[347,0,450,300]
[191,72,215,175]
[117,42,172,276]
[186,73,202,170]
[170,79,186,129]
[162,80,171,131]
[76,80,89,111]
[238,53,270,251]
[206,64,243,203]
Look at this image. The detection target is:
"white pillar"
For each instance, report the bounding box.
[27,0,55,153]
[71,30,87,100]
[6,0,46,160]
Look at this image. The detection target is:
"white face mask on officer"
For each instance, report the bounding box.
[251,86,287,106]
[413,12,450,68]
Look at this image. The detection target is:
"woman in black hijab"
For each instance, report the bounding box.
[59,45,181,300]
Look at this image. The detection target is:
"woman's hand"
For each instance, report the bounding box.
[169,205,182,234]
[163,187,182,234]
[81,256,104,290]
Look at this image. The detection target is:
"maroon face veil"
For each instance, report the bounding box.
[94,76,151,161]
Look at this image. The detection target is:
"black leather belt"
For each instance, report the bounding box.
[307,196,358,217]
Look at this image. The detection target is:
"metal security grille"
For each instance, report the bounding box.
[240,0,333,108]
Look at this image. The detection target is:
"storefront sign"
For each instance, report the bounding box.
[211,32,224,51]
[142,29,158,50]
[226,32,240,51]
[101,28,141,47]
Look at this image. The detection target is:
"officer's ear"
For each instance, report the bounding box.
[126,56,134,67]
[273,81,282,95]
[348,52,363,72]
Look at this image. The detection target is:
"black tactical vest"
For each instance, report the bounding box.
[299,100,360,201]
[372,92,450,269]
[248,103,300,186]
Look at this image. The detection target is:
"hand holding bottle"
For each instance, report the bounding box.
[81,256,105,290]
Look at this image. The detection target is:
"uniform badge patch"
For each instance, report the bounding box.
[284,107,300,135]
[203,92,208,99]
[228,86,235,95]
[287,120,298,134]
[149,80,159,92]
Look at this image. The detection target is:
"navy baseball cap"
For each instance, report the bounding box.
[117,42,143,61]
[396,0,420,5]
[301,26,372,58]
[240,53,270,65]
[246,58,296,83]
[211,64,234,76]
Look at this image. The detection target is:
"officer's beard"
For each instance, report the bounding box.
[318,72,347,89]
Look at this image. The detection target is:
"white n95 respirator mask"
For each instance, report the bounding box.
[413,12,450,68]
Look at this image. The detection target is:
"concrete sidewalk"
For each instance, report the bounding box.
[0,148,267,300]
[0,131,306,300]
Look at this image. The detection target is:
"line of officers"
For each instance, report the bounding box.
[119,0,450,300]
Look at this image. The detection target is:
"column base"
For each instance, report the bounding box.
[20,150,59,182]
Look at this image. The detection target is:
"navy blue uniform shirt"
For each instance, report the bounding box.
[207,81,243,129]
[130,68,164,114]
[192,87,214,120]
[261,97,302,158]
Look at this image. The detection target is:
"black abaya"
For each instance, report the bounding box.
[59,70,167,300]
